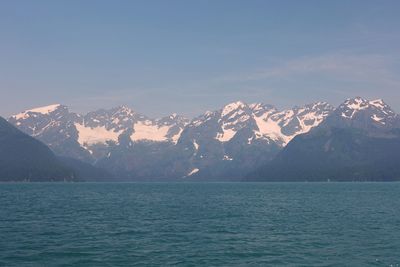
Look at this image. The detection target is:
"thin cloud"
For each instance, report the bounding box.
[222,53,400,88]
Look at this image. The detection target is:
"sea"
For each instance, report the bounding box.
[0,182,399,266]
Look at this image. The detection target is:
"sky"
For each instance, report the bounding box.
[1,0,400,118]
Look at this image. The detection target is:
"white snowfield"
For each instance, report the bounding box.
[253,113,290,144]
[13,104,61,120]
[75,123,122,147]
[131,121,171,142]
[221,101,246,117]
[216,128,237,142]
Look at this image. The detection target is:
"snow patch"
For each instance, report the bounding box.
[247,136,253,144]
[254,113,289,144]
[14,104,61,120]
[75,123,122,147]
[298,112,325,132]
[221,101,246,117]
[187,168,199,176]
[170,128,183,144]
[131,121,171,142]
[216,128,236,142]
[369,99,385,109]
[193,139,199,150]
[340,98,369,118]
[371,114,385,124]
[223,155,233,161]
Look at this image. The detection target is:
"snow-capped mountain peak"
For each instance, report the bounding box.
[339,97,395,119]
[114,105,135,116]
[13,104,63,120]
[221,101,247,118]
[327,97,400,130]
[254,101,334,145]
[9,104,74,138]
[79,107,188,145]
[182,100,334,146]
[249,102,275,111]
[8,104,190,161]
[339,97,370,118]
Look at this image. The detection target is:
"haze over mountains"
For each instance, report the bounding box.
[249,97,400,181]
[3,97,400,182]
[0,116,112,182]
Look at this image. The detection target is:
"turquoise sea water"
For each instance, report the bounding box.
[0,183,400,266]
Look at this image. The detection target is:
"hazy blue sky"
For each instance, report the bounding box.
[1,0,400,118]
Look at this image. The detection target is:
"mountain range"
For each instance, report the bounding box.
[249,97,400,181]
[5,97,400,182]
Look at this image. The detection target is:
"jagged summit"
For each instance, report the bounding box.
[329,97,399,130]
[183,100,334,147]
[9,104,189,161]
[251,97,400,182]
[220,101,248,117]
[12,104,65,120]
